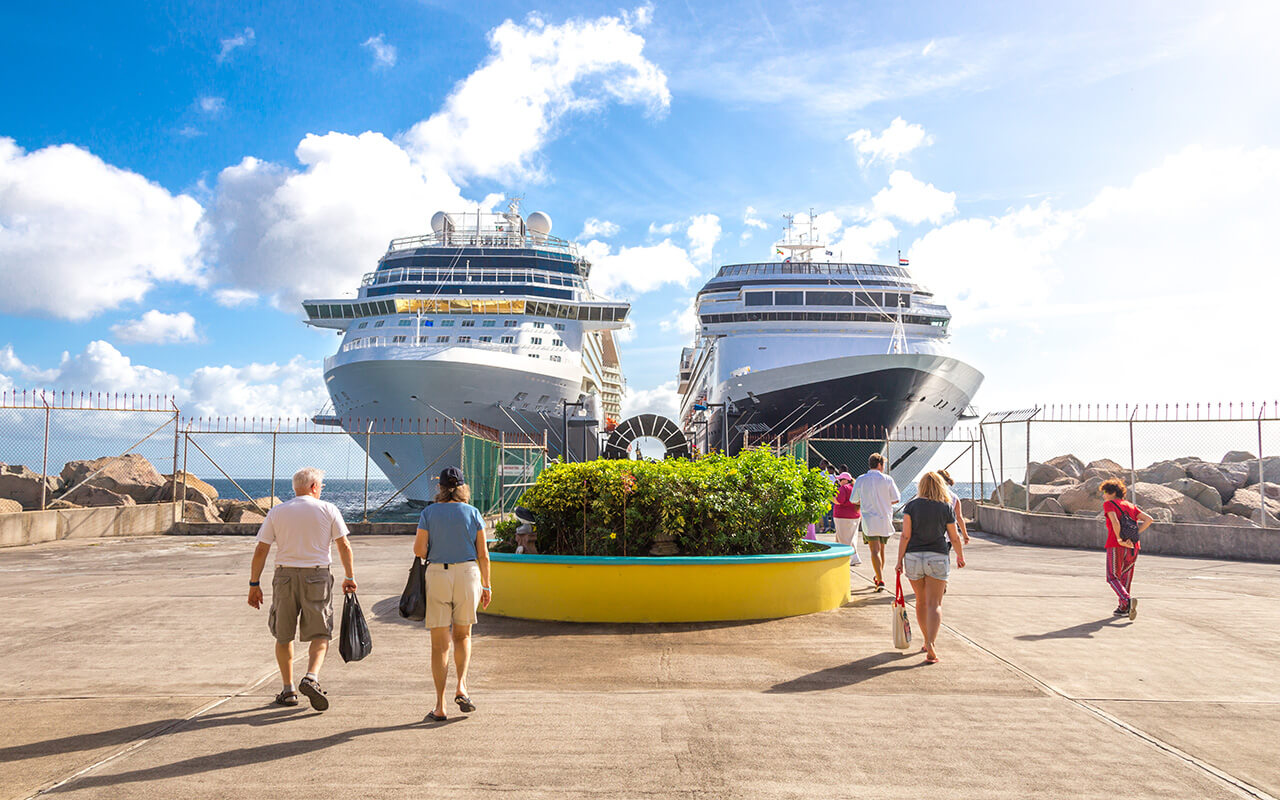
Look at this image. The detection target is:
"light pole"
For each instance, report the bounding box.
[694,402,729,454]
[691,417,709,457]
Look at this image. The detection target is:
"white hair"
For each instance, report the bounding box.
[292,467,324,495]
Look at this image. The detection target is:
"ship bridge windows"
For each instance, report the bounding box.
[775,290,803,305]
[745,291,772,307]
[806,291,853,306]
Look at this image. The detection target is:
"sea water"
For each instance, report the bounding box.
[205,477,419,523]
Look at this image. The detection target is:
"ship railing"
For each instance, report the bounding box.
[713,262,912,279]
[385,230,578,257]
[360,264,583,288]
[324,339,575,371]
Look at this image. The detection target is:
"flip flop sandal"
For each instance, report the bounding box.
[298,677,330,712]
[924,656,939,664]
[875,580,886,592]
[454,695,476,713]
[426,711,448,722]
[1127,598,1138,621]
[274,690,299,707]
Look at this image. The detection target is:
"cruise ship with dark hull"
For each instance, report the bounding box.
[677,218,982,488]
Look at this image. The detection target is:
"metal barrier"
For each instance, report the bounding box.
[979,402,1278,527]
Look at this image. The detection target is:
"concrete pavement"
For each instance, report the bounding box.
[1,533,1277,799]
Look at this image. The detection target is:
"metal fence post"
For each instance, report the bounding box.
[978,423,985,502]
[40,400,51,511]
[1259,411,1269,528]
[270,426,278,511]
[170,405,180,524]
[1024,418,1031,511]
[363,422,372,523]
[1129,407,1138,510]
[181,428,189,523]
[998,421,1004,490]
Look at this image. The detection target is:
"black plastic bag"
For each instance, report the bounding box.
[339,592,373,663]
[399,557,426,621]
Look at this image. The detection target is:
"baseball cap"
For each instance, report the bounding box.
[439,467,465,487]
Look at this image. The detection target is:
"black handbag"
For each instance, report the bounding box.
[338,593,373,663]
[399,557,427,621]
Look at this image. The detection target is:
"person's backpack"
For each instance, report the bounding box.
[1108,500,1141,545]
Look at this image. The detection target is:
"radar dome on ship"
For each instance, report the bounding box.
[430,211,449,233]
[526,211,552,236]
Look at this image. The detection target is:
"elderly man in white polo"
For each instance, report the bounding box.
[850,452,901,592]
[248,467,357,711]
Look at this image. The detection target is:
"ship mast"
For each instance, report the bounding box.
[776,209,823,264]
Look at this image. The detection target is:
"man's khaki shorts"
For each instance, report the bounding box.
[268,566,334,643]
[425,561,481,629]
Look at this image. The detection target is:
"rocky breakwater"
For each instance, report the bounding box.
[991,451,1279,527]
[0,455,276,525]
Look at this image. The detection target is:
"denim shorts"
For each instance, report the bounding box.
[903,551,950,581]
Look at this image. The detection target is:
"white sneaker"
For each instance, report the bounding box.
[851,556,863,566]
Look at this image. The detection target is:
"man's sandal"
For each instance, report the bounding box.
[273,690,299,707]
[426,711,448,722]
[454,695,476,712]
[298,677,329,711]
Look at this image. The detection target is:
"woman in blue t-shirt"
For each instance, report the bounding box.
[895,471,965,664]
[413,467,491,721]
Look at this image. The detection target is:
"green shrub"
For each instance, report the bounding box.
[516,448,834,557]
[491,517,519,552]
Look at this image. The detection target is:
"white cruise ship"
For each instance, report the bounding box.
[303,202,629,504]
[677,216,982,490]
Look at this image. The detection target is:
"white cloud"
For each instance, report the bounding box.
[910,144,1280,403]
[110,310,200,345]
[4,340,327,418]
[828,217,898,263]
[0,139,205,321]
[579,217,620,239]
[217,28,255,63]
[582,239,699,296]
[743,206,768,229]
[621,379,680,419]
[871,170,956,225]
[362,34,397,69]
[402,8,669,183]
[177,125,203,138]
[0,344,59,388]
[921,40,936,57]
[197,96,225,115]
[648,221,677,236]
[658,298,698,337]
[846,117,934,166]
[685,213,721,266]
[201,132,470,310]
[213,288,258,307]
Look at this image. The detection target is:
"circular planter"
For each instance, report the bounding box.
[485,541,853,623]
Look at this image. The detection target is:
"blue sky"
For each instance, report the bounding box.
[2,0,1278,420]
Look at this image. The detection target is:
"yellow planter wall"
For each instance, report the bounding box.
[484,543,853,623]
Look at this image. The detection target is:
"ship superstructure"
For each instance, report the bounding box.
[678,214,982,488]
[303,202,629,503]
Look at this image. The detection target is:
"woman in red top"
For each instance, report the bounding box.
[832,471,864,572]
[1099,478,1153,620]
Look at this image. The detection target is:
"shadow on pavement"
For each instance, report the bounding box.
[1,706,304,764]
[51,717,430,793]
[765,651,919,693]
[1015,616,1130,641]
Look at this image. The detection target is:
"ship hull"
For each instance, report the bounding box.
[324,351,589,504]
[696,353,983,490]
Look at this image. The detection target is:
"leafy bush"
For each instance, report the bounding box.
[516,449,834,557]
[491,517,519,552]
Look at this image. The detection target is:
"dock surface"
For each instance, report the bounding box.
[2,534,1277,799]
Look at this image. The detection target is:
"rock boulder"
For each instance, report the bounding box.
[1163,477,1223,513]
[1033,497,1065,515]
[1224,487,1280,521]
[1047,476,1078,486]
[226,507,266,525]
[1046,455,1085,479]
[1025,462,1068,484]
[959,498,977,523]
[1086,458,1125,473]
[59,454,166,504]
[0,498,22,514]
[157,472,219,503]
[1081,467,1123,483]
[990,479,1026,509]
[59,484,137,508]
[1222,450,1257,464]
[1147,507,1174,524]
[1246,456,1280,486]
[1060,477,1105,514]
[1029,484,1071,508]
[1219,462,1251,490]
[183,500,222,524]
[1186,462,1237,503]
[1131,482,1220,524]
[1136,460,1187,485]
[0,464,63,510]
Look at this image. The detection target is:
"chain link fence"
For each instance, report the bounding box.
[0,391,180,511]
[0,391,545,523]
[981,402,1279,527]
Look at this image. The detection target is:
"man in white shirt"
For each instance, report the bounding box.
[850,452,901,591]
[248,467,357,711]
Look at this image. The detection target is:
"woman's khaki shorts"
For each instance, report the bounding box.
[425,561,481,629]
[268,567,334,643]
